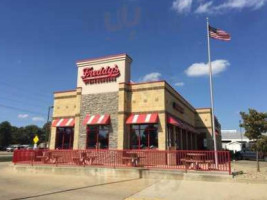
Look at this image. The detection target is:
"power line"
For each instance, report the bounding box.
[0,89,52,104]
[0,80,52,98]
[0,96,49,108]
[0,83,53,103]
[0,103,46,116]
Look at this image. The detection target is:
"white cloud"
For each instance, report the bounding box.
[175,82,185,87]
[18,114,29,119]
[172,0,193,14]
[185,59,230,77]
[139,72,162,82]
[195,1,214,14]
[216,0,266,10]
[32,117,45,122]
[173,0,267,14]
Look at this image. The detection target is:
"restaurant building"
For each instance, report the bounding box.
[49,53,222,151]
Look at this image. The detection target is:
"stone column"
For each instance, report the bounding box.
[117,83,129,149]
[49,126,56,149]
[73,88,82,149]
[158,113,167,150]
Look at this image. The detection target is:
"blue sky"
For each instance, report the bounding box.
[0,0,266,130]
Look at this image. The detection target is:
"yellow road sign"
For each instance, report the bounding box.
[33,135,39,144]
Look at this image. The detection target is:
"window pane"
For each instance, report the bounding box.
[87,130,97,149]
[149,127,158,149]
[99,128,109,149]
[88,126,97,131]
[140,124,148,130]
[132,125,139,130]
[55,127,74,149]
[130,128,139,149]
[100,125,109,130]
[140,129,149,149]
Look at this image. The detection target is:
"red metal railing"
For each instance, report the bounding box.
[13,149,231,174]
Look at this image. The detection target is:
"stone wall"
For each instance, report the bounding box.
[79,92,118,149]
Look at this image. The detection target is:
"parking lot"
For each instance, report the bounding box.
[1,161,267,200]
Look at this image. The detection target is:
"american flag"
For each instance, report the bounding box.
[209,25,231,41]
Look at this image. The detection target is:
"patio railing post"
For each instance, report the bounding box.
[228,151,231,175]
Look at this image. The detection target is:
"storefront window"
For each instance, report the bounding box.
[130,124,158,149]
[86,125,109,149]
[55,127,74,149]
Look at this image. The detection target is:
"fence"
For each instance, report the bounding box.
[13,149,231,174]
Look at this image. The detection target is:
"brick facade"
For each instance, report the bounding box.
[78,92,118,149]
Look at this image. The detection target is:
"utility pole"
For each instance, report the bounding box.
[46,106,54,148]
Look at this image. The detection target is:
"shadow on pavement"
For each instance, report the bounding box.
[8,178,141,200]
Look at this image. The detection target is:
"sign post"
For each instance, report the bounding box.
[33,135,39,149]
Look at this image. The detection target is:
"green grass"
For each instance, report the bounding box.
[0,156,13,162]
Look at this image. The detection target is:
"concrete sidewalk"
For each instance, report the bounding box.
[1,162,267,200]
[126,179,267,200]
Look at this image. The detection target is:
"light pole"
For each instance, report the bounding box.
[46,106,54,148]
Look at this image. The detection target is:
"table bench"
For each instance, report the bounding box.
[36,152,62,166]
[122,153,145,167]
[73,152,97,166]
[36,152,51,163]
[181,153,213,172]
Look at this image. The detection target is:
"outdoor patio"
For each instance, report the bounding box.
[13,149,231,174]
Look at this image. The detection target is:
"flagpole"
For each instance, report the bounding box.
[206,17,218,168]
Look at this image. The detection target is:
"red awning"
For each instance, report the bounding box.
[167,115,183,128]
[167,115,198,133]
[126,113,158,124]
[52,118,75,127]
[83,114,110,125]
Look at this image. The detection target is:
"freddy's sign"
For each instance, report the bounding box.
[81,65,120,84]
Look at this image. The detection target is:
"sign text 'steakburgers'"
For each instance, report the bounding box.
[81,65,120,84]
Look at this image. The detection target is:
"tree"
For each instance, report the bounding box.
[240,109,267,172]
[23,125,44,144]
[254,136,267,154]
[0,121,12,147]
[42,121,51,143]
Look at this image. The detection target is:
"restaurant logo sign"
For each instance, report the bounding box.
[81,64,120,84]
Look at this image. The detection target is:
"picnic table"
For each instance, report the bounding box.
[181,153,213,171]
[73,152,97,166]
[36,151,62,166]
[122,152,145,167]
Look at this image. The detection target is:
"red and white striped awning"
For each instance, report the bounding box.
[167,115,183,128]
[126,113,158,124]
[83,114,110,125]
[52,118,75,127]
